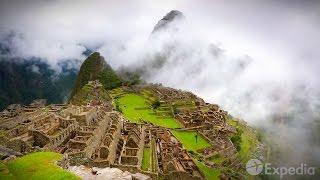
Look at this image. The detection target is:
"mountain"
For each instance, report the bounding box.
[0,58,77,110]
[152,10,185,33]
[117,10,187,81]
[69,80,111,106]
[69,52,122,100]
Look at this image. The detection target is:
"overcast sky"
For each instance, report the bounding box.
[1,0,319,69]
[1,0,319,116]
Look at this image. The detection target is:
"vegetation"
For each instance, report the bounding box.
[69,52,122,100]
[209,154,225,164]
[142,148,150,171]
[117,93,182,128]
[70,83,111,105]
[0,59,77,111]
[0,162,14,179]
[0,152,79,180]
[195,160,220,180]
[230,127,243,151]
[171,130,211,152]
[228,118,258,162]
[151,100,161,109]
[98,68,122,90]
[172,104,179,115]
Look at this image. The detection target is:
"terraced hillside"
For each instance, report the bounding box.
[109,85,262,179]
[0,80,262,180]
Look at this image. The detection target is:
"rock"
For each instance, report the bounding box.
[132,173,151,180]
[152,10,185,33]
[68,166,149,180]
[3,155,16,162]
[96,167,124,180]
[122,171,132,180]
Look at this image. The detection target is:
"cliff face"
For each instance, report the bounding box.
[69,52,122,100]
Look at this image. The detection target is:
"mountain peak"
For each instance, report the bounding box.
[162,10,184,21]
[152,10,185,33]
[69,52,122,101]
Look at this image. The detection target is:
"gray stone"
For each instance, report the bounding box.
[132,173,151,180]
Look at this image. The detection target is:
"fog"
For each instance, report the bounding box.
[0,0,319,166]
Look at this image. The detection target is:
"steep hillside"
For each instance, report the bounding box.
[70,80,111,106]
[109,85,263,179]
[69,52,122,100]
[0,59,77,110]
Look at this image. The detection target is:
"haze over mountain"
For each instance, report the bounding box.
[0,40,79,110]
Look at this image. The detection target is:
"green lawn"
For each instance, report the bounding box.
[195,160,220,180]
[171,130,211,152]
[1,152,79,180]
[117,93,182,128]
[142,148,150,171]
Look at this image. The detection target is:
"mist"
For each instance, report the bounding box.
[0,0,320,167]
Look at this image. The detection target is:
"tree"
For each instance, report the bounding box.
[152,100,161,109]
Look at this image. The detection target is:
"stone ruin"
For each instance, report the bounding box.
[139,85,244,174]
[0,81,211,179]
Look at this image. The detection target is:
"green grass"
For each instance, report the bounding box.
[109,87,125,98]
[171,130,211,152]
[209,154,225,165]
[1,152,79,180]
[0,162,14,179]
[227,118,257,162]
[117,93,211,152]
[195,160,220,180]
[142,148,150,171]
[117,93,182,128]
[238,129,256,161]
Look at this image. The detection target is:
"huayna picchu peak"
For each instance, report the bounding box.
[69,52,122,101]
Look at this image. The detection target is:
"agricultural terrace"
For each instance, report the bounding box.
[228,118,259,162]
[112,89,212,152]
[171,130,211,152]
[116,93,182,128]
[195,160,221,180]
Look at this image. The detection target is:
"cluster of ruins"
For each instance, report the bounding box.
[0,81,218,179]
[142,85,242,170]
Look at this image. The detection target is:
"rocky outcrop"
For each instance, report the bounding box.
[152,10,185,33]
[68,165,151,180]
[0,145,22,159]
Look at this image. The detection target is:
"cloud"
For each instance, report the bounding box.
[0,0,320,166]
